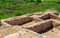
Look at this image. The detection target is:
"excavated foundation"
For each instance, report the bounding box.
[1,10,60,38]
[39,13,60,20]
[3,13,60,33]
[4,17,42,26]
[37,21,53,34]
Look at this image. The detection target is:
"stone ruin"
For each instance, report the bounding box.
[0,10,60,38]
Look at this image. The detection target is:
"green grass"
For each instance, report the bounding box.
[0,1,60,19]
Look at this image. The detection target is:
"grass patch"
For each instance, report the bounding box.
[0,1,60,19]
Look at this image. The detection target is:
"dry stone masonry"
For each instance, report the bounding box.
[0,10,60,38]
